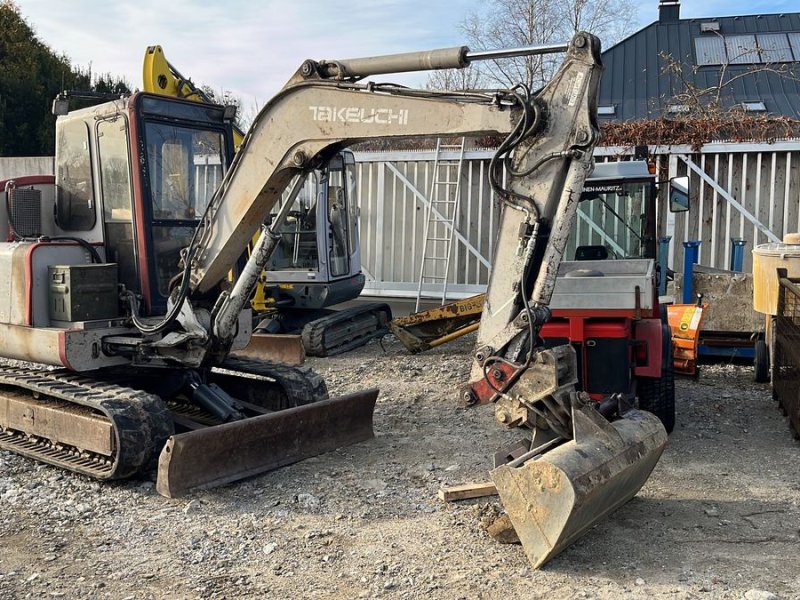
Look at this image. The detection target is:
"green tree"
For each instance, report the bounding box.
[0,1,130,156]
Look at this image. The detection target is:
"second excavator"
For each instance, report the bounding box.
[0,32,665,568]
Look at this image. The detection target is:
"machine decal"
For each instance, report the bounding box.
[308,106,409,126]
[567,71,585,107]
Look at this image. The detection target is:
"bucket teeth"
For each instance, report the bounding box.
[491,406,667,569]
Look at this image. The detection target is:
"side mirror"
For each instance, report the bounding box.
[223,104,238,122]
[669,175,689,213]
[52,94,69,116]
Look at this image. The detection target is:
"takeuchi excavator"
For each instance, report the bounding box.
[0,33,666,569]
[142,45,393,358]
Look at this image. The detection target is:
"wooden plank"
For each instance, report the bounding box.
[438,481,498,502]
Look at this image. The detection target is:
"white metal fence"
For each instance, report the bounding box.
[0,157,54,180]
[654,143,799,271]
[354,141,800,297]
[354,149,499,298]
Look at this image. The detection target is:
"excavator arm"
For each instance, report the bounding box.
[164,34,603,369]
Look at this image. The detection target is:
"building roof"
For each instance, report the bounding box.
[598,2,800,121]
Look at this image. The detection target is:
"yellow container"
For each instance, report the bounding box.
[752,241,800,315]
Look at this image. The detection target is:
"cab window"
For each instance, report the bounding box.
[267,172,320,272]
[97,116,137,291]
[55,120,96,230]
[144,121,225,297]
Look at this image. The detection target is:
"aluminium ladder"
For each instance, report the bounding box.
[415,138,466,312]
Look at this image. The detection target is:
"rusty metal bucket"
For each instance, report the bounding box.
[491,403,667,569]
[156,389,378,497]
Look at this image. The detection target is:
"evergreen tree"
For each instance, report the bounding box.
[0,1,130,156]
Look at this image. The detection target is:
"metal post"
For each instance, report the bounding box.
[730,238,747,272]
[682,241,701,304]
[658,236,672,296]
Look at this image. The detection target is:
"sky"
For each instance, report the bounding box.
[14,0,800,118]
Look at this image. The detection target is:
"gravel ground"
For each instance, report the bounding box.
[1,335,799,600]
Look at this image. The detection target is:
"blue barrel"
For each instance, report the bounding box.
[682,241,701,304]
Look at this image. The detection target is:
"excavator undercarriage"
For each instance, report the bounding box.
[0,358,377,495]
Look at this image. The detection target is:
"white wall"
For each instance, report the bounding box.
[0,157,54,180]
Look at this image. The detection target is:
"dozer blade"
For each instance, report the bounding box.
[156,389,378,498]
[491,405,667,569]
[232,333,305,364]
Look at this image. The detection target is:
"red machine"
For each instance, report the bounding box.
[539,162,675,432]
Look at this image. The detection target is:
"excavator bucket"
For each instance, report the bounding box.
[491,403,667,569]
[156,389,377,497]
[233,333,306,365]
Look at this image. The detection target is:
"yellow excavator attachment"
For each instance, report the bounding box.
[157,389,378,497]
[491,401,667,569]
[390,294,484,353]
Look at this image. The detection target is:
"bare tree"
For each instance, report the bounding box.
[425,63,485,91]
[429,0,636,91]
[556,0,636,48]
[660,38,800,119]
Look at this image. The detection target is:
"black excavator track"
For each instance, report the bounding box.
[302,303,392,357]
[0,366,173,480]
[209,356,329,410]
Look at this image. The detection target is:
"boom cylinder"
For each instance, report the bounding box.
[309,42,570,80]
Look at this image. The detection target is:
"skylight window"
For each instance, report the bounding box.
[742,101,767,112]
[597,106,616,116]
[700,22,720,33]
[667,104,690,114]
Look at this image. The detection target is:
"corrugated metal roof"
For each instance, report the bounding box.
[598,10,800,120]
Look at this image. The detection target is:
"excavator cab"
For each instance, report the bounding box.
[51,94,237,316]
[252,152,393,357]
[261,152,363,308]
[131,96,234,313]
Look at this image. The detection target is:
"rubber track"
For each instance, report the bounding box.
[213,356,329,409]
[302,303,392,357]
[0,367,172,480]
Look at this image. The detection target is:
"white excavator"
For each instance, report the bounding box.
[0,33,666,568]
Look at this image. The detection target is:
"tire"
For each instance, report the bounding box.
[638,366,676,434]
[754,339,770,383]
[637,325,676,434]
